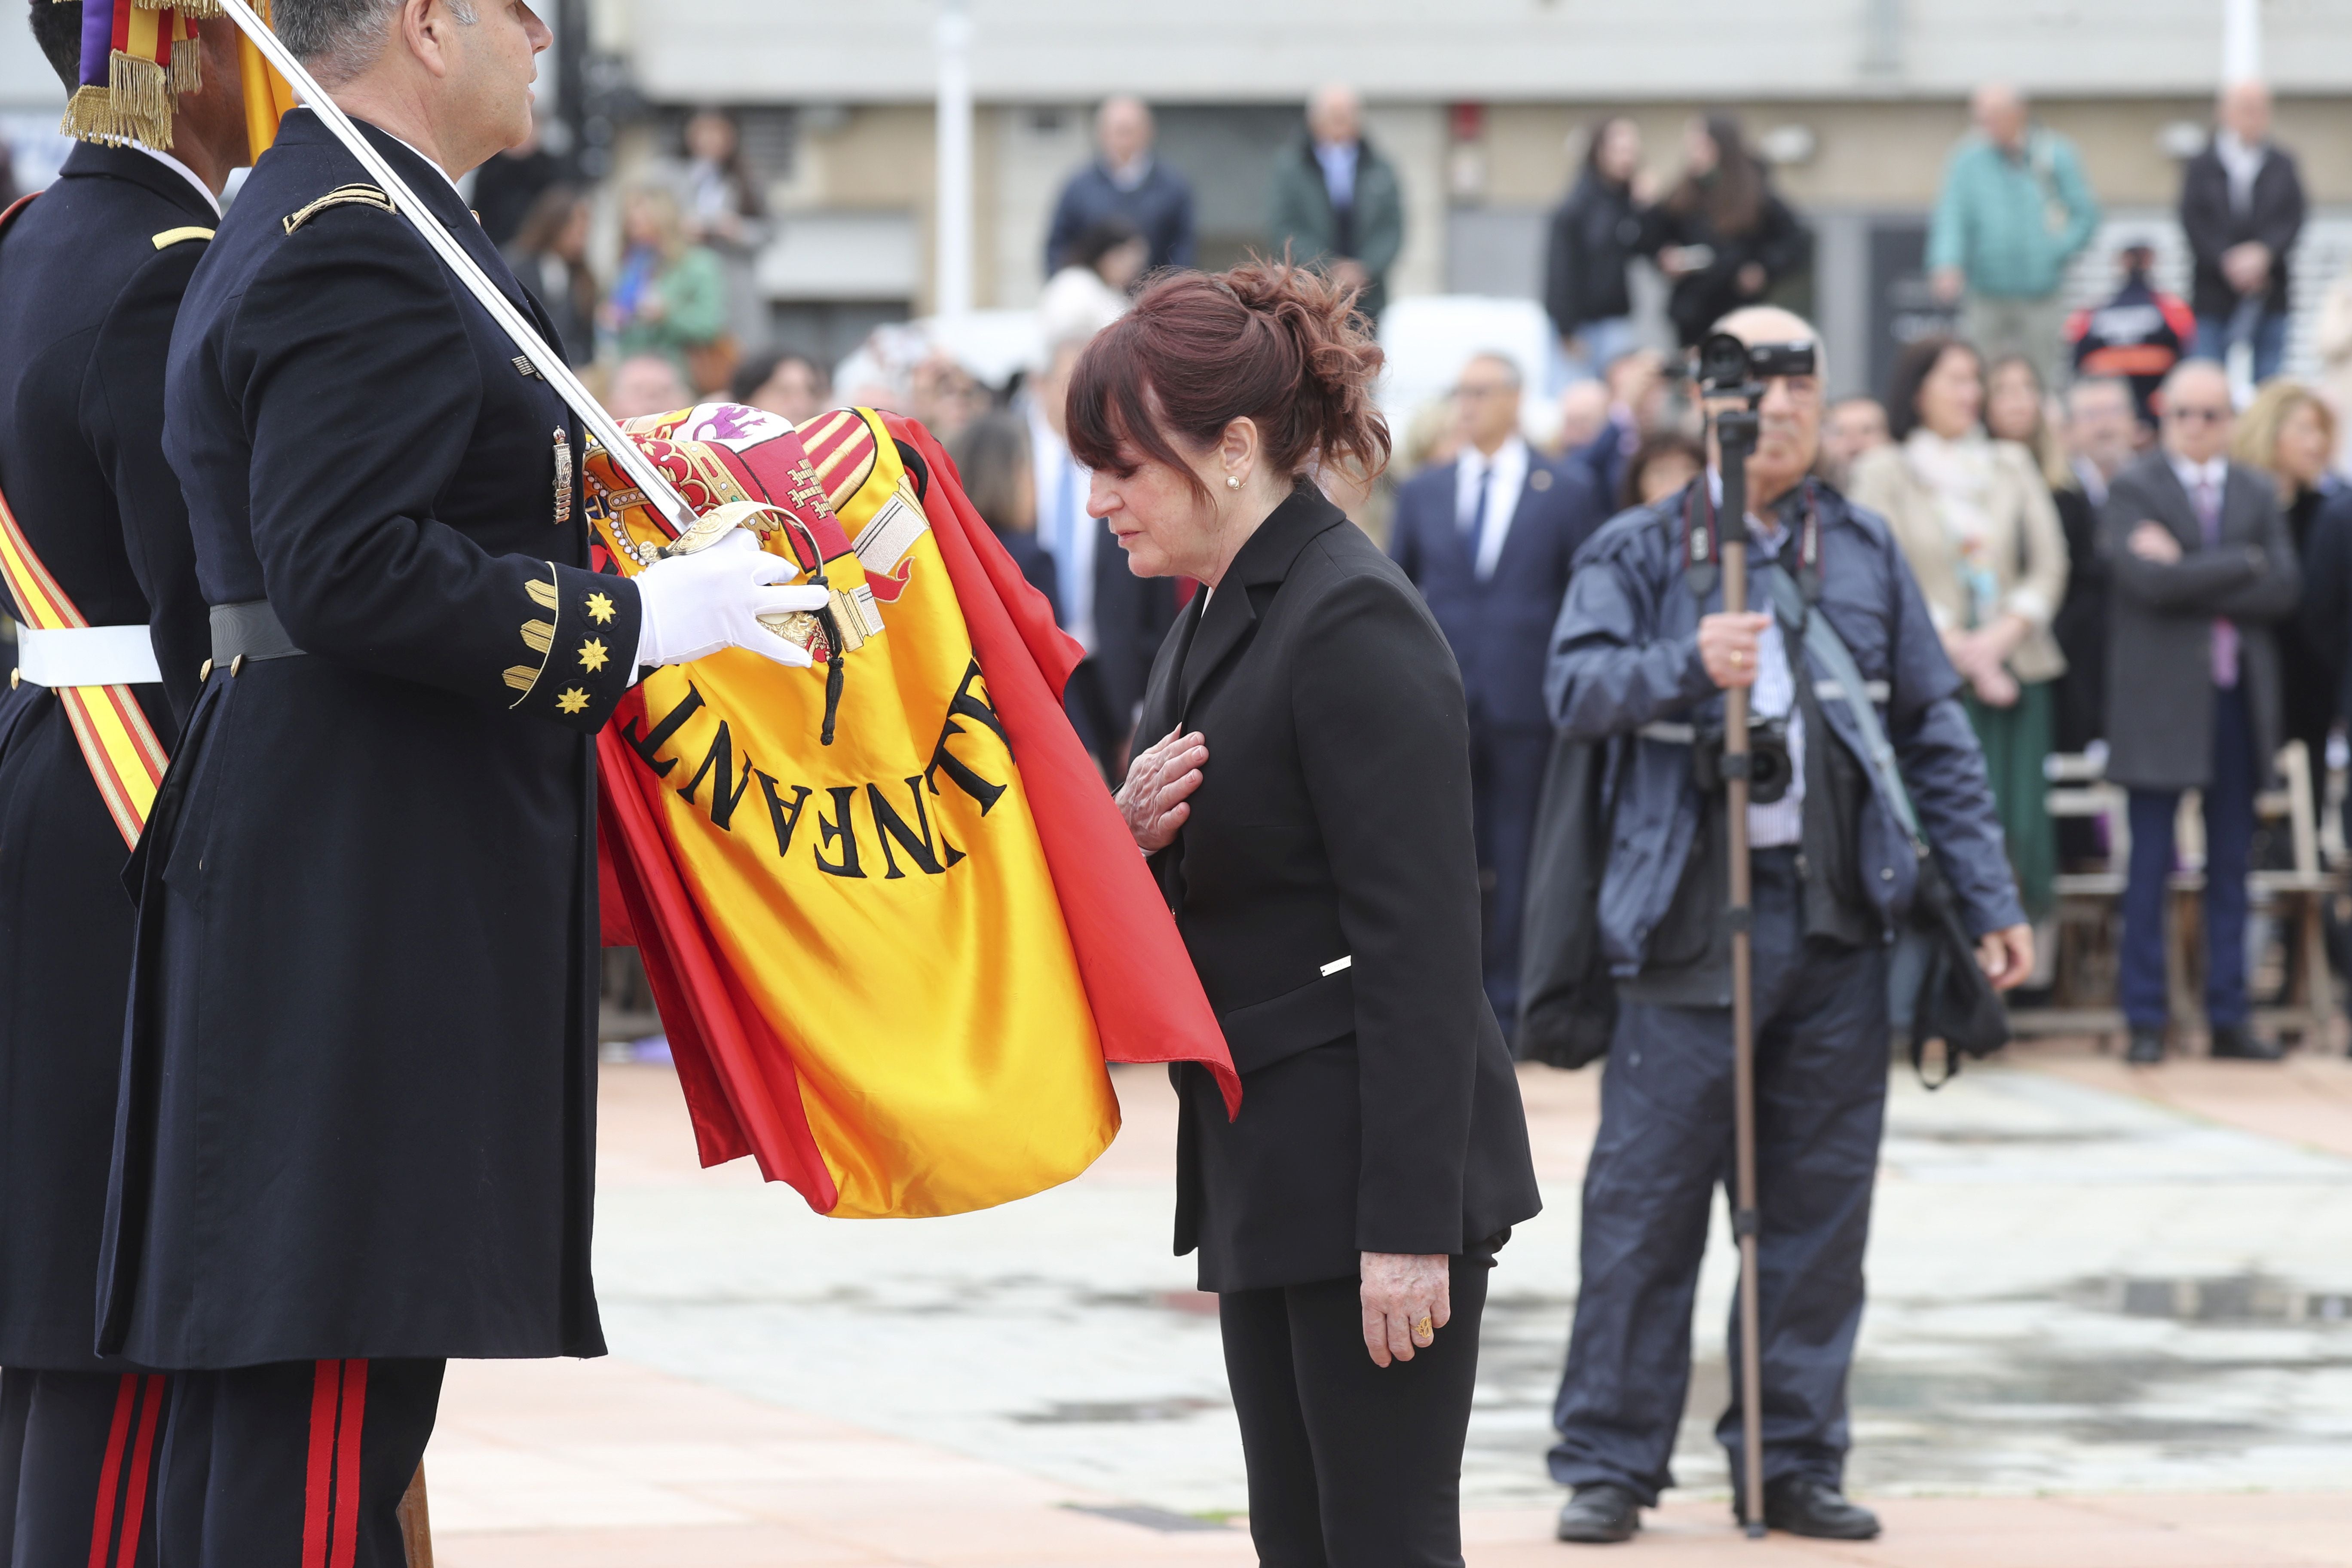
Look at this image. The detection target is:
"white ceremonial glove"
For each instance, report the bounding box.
[631,528,829,671]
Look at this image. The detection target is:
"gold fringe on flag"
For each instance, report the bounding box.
[169,31,202,95]
[138,0,223,14]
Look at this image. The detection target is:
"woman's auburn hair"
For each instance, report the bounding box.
[1065,257,1392,502]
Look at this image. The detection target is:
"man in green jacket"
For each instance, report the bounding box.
[1927,83,2101,390]
[1269,84,1405,325]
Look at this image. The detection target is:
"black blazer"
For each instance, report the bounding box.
[1140,484,1540,1292]
[0,141,215,1371]
[2179,142,2305,319]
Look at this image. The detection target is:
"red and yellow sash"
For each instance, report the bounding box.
[0,193,172,848]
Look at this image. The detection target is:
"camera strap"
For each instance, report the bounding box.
[1678,477,1822,605]
[1757,566,1923,851]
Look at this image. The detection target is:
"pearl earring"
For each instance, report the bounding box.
[1226,475,1242,490]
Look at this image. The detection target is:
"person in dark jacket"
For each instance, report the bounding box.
[1544,117,1649,377]
[2101,361,2300,1065]
[500,181,597,365]
[2180,81,2306,386]
[2236,380,2341,815]
[1084,261,1540,1568]
[1390,352,1602,1031]
[1641,116,1807,350]
[0,5,245,1558]
[1268,84,1406,325]
[1043,96,1195,276]
[2067,240,2195,429]
[1544,307,2030,1546]
[120,6,825,1560]
[949,408,1060,617]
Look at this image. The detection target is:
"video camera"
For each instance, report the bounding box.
[1694,333,1817,398]
[1693,716,1795,804]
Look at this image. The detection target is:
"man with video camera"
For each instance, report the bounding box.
[1540,307,2032,1544]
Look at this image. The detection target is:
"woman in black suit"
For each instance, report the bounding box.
[1067,262,1542,1567]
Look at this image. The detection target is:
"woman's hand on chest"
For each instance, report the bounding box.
[1117,726,1209,853]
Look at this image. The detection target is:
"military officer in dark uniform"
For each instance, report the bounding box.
[99,3,823,1562]
[0,6,250,1563]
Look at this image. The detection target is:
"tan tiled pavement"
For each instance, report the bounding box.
[425,1047,2352,1566]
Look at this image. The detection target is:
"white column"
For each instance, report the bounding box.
[2221,0,2262,83]
[933,0,975,318]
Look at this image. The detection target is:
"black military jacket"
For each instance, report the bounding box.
[0,143,215,1371]
[1139,485,1540,1292]
[99,110,641,1368]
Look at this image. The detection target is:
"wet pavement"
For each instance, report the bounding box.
[541,1049,2352,1527]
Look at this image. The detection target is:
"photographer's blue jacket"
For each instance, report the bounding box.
[1544,481,2023,981]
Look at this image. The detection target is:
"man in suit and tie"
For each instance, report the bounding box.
[1026,329,1177,781]
[1390,351,1602,1031]
[2102,359,2300,1063]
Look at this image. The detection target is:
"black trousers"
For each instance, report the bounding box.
[155,1360,441,1568]
[1,1367,170,1568]
[1549,850,1888,1504]
[1470,720,1554,1032]
[1220,1252,1494,1568]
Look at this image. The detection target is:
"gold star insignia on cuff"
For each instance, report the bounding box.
[557,688,590,714]
[585,591,616,625]
[579,637,609,672]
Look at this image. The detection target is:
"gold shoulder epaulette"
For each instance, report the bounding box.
[151,226,214,250]
[282,184,396,236]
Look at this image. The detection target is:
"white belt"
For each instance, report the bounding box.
[13,625,163,688]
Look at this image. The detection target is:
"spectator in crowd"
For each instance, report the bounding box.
[1617,429,1705,511]
[2103,360,2299,1064]
[1400,398,1464,478]
[949,410,1060,615]
[471,104,559,248]
[2181,81,2305,386]
[2051,376,2139,752]
[908,351,990,447]
[1927,83,2101,393]
[607,353,694,421]
[1851,337,2069,925]
[1044,96,1195,276]
[1390,352,1602,1033]
[1986,357,2099,764]
[683,108,771,358]
[501,184,598,366]
[2235,381,2343,812]
[730,349,831,425]
[1642,115,1805,351]
[1269,84,1406,325]
[2316,266,2352,469]
[1554,380,1612,462]
[1576,348,1667,503]
[1819,395,1890,489]
[607,184,731,392]
[1023,332,1177,779]
[1040,216,1147,348]
[0,132,19,209]
[1545,117,1651,380]
[2067,240,2193,430]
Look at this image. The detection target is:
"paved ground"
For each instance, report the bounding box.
[426,1038,2352,1565]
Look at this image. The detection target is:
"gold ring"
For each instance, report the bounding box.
[1414,1315,1434,1339]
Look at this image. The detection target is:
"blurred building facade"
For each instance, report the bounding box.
[6,0,2351,392]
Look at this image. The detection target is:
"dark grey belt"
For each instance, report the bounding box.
[209,600,306,668]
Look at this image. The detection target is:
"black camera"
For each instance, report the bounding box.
[1692,716,1795,804]
[1695,332,1818,397]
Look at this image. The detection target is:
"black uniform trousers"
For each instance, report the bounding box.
[1220,1249,1494,1568]
[1470,718,1554,1034]
[1548,849,1888,1504]
[1,1368,170,1568]
[153,1360,440,1568]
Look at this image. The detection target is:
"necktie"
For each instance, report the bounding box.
[2196,473,2239,689]
[1463,462,1491,539]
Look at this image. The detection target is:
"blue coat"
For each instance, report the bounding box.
[1044,160,1196,276]
[1545,484,2022,979]
[1390,452,1601,730]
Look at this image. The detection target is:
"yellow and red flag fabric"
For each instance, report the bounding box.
[586,404,1236,1219]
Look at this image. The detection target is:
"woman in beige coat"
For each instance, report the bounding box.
[1849,335,2069,917]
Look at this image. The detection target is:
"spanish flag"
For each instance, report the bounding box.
[588,404,1237,1219]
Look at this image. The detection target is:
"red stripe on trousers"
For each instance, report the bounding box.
[112,1377,167,1568]
[328,1361,368,1568]
[302,1362,341,1568]
[85,1375,138,1568]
